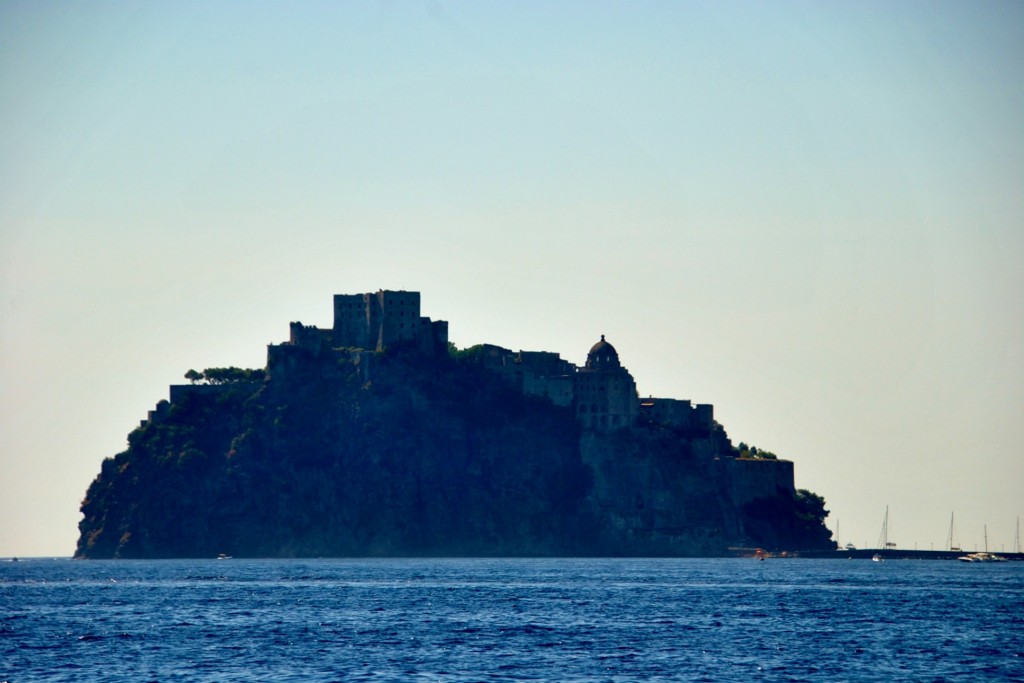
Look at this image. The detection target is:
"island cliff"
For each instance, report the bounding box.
[76,291,832,558]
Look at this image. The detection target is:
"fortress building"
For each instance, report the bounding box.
[154,289,797,518]
[469,333,715,434]
[333,290,448,354]
[268,291,714,436]
[575,336,639,430]
[264,290,447,380]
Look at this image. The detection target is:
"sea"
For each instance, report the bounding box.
[2,557,1022,682]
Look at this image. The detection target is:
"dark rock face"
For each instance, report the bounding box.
[75,346,832,559]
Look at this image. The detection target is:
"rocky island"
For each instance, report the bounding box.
[75,290,833,558]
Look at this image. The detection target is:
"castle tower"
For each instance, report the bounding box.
[574,335,639,430]
[377,290,422,348]
[332,290,447,353]
[333,293,375,349]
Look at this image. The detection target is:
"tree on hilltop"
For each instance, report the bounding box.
[183,367,266,385]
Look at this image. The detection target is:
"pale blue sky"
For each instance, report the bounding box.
[2,1,1022,556]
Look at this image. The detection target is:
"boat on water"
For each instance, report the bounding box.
[958,552,1007,563]
[871,506,894,561]
[957,525,1008,562]
[947,512,962,552]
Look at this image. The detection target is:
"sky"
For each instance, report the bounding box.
[2,1,1022,557]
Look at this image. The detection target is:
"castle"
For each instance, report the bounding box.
[269,290,796,513]
[267,289,721,435]
[144,289,799,534]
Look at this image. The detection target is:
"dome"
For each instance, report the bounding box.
[586,334,621,370]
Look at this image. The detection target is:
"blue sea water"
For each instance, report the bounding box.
[2,557,1022,682]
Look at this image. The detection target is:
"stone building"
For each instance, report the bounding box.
[474,335,641,429]
[263,291,735,450]
[468,345,575,407]
[265,290,447,381]
[332,290,448,354]
[574,335,639,430]
[638,397,715,435]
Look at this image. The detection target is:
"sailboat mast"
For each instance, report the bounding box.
[947,512,960,551]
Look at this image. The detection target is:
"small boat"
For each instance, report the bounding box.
[872,554,883,562]
[216,553,233,560]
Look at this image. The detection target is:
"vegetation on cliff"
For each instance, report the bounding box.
[76,345,832,558]
[736,443,779,460]
[741,489,833,551]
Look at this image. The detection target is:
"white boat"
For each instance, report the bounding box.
[957,525,1007,562]
[958,552,1007,563]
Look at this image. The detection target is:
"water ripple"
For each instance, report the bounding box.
[1,558,1022,682]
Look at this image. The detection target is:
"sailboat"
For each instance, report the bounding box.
[946,512,962,552]
[957,524,1007,562]
[873,506,896,561]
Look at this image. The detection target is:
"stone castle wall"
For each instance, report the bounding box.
[470,345,576,407]
[724,457,796,509]
[639,398,715,433]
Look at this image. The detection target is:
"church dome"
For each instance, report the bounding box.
[586,335,621,370]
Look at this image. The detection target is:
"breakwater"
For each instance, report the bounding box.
[796,548,1024,561]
